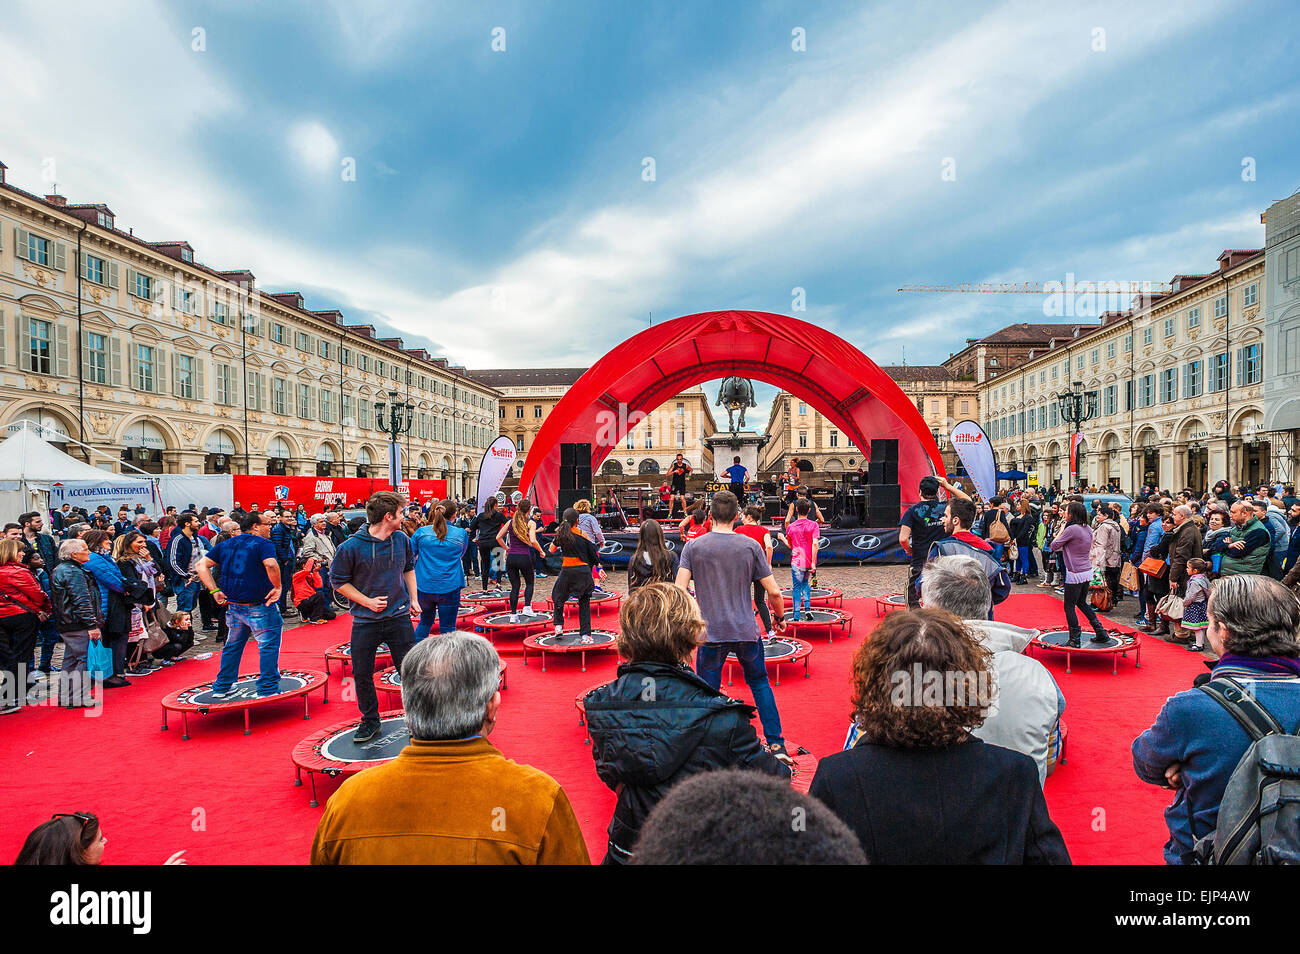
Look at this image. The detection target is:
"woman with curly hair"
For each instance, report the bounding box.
[809,608,1070,864]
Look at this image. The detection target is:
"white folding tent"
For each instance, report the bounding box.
[0,426,156,519]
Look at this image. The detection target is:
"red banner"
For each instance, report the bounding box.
[232,476,447,512]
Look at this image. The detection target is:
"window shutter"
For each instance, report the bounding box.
[229,366,240,406]
[0,310,6,367]
[152,277,165,302]
[128,345,139,390]
[360,398,370,429]
[14,226,28,262]
[126,269,138,295]
[171,352,180,396]
[108,337,122,386]
[53,242,67,271]
[18,316,32,372]
[108,261,120,289]
[171,284,181,310]
[1236,348,1243,386]
[155,347,168,394]
[258,374,268,412]
[194,358,206,400]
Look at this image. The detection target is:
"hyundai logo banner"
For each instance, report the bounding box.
[538,527,904,566]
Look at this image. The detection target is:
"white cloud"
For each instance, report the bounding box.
[288,121,341,173]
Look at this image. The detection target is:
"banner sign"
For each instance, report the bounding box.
[541,526,905,568]
[50,480,156,516]
[1070,432,1084,478]
[949,420,997,501]
[232,476,447,513]
[477,437,517,514]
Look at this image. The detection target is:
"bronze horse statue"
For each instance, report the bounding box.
[716,376,756,433]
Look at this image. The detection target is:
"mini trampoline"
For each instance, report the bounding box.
[874,593,907,616]
[1027,629,1142,674]
[781,587,843,609]
[723,636,813,686]
[460,590,511,611]
[456,606,484,630]
[324,642,390,677]
[522,629,618,672]
[160,669,329,740]
[785,608,854,643]
[376,662,508,696]
[545,590,622,618]
[475,609,555,643]
[291,711,409,806]
[574,681,615,744]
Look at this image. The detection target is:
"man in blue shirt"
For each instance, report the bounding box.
[196,511,284,699]
[723,456,749,501]
[331,492,422,743]
[270,510,299,616]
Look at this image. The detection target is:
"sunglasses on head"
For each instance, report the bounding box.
[51,811,94,829]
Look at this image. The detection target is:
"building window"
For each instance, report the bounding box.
[798,403,807,415]
[1090,348,1099,364]
[1124,379,1135,411]
[340,347,352,366]
[85,332,107,384]
[989,371,998,379]
[1050,365,1057,380]
[270,323,286,344]
[534,405,542,418]
[1106,341,1115,360]
[83,254,105,286]
[319,388,333,422]
[1103,385,1116,416]
[644,429,653,449]
[136,345,155,392]
[515,405,524,418]
[798,431,807,448]
[27,317,52,374]
[272,379,287,415]
[297,383,311,418]
[1215,295,1227,319]
[27,233,51,267]
[1209,353,1229,392]
[176,354,194,399]
[830,430,839,447]
[1159,368,1178,403]
[215,364,234,405]
[211,302,229,326]
[357,354,369,372]
[1049,404,1058,427]
[515,435,525,453]
[676,431,685,449]
[1143,327,1153,347]
[989,358,999,367]
[1039,406,1047,430]
[1188,307,1200,330]
[1163,317,1175,338]
[626,431,634,450]
[180,247,193,263]
[1139,374,1154,408]
[1244,283,1258,308]
[1240,343,1263,385]
[1076,355,1084,371]
[676,402,685,417]
[498,405,505,419]
[960,400,970,414]
[318,340,331,360]
[1124,335,1133,353]
[1184,360,1202,397]
[295,332,310,352]
[97,211,113,229]
[132,271,152,300]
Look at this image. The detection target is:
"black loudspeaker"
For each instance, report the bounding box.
[867,507,897,527]
[559,465,577,490]
[868,461,885,484]
[575,466,592,489]
[831,513,860,529]
[560,444,576,467]
[560,442,590,468]
[870,439,899,462]
[882,460,898,484]
[558,489,588,514]
[871,483,901,510]
[764,498,782,522]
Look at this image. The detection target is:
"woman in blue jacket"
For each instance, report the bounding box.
[410,499,468,639]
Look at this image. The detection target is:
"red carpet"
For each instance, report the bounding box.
[0,594,1205,864]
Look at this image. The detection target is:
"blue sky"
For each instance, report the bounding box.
[3,0,1298,430]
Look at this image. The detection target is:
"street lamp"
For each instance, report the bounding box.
[375,389,415,486]
[1056,380,1097,490]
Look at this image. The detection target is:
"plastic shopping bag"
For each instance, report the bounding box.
[87,639,113,680]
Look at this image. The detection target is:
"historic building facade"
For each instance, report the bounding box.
[759,366,978,480]
[0,164,498,496]
[1262,188,1300,477]
[468,368,717,483]
[979,249,1268,492]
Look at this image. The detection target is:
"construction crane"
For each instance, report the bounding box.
[897,280,1173,294]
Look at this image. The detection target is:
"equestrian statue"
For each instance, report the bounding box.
[716,376,757,434]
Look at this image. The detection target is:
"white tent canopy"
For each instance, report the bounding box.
[0,426,155,519]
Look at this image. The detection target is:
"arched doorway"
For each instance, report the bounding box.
[6,412,73,456]
[600,459,624,476]
[518,310,942,515]
[267,436,292,476]
[121,420,168,474]
[203,429,239,474]
[1137,429,1160,489]
[316,442,337,477]
[356,447,373,479]
[638,459,660,476]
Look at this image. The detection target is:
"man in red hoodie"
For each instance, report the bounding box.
[924,497,1011,612]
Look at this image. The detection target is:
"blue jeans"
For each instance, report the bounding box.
[173,579,200,613]
[790,567,813,619]
[415,590,460,639]
[1015,545,1031,576]
[696,641,783,748]
[990,543,1005,564]
[213,602,284,696]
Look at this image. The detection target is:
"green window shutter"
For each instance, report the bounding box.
[81,331,92,380]
[108,261,120,289]
[128,345,139,390]
[0,310,6,367]
[126,268,137,295]
[155,347,168,394]
[53,242,67,271]
[18,316,31,372]
[14,226,28,262]
[1236,348,1243,386]
[230,366,240,406]
[108,337,122,386]
[194,358,206,400]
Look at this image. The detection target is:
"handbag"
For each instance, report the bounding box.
[1089,585,1113,611]
[141,609,170,653]
[1119,561,1140,591]
[988,515,1010,544]
[1007,543,1018,561]
[1138,556,1167,578]
[1157,593,1185,620]
[87,639,113,680]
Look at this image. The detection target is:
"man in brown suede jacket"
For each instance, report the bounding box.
[311,632,590,865]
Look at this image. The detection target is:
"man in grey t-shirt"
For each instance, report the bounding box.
[677,491,790,761]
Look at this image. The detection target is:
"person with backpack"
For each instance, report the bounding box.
[1132,574,1300,864]
[980,496,1012,567]
[899,475,969,608]
[925,497,1010,616]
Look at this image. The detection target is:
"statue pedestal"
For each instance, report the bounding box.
[704,430,768,482]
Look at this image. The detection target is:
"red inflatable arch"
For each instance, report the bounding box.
[519,311,944,516]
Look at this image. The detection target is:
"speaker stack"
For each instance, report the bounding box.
[866,439,901,527]
[557,443,592,514]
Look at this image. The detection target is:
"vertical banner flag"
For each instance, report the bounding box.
[1070,432,1084,480]
[387,442,403,487]
[477,436,517,514]
[950,420,996,501]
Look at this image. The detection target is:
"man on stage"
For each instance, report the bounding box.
[668,453,693,518]
[330,492,421,743]
[723,455,749,502]
[197,512,284,699]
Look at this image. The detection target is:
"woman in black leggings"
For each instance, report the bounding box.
[548,508,600,636]
[496,507,546,615]
[469,498,507,591]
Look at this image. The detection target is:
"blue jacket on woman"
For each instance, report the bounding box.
[410,524,468,594]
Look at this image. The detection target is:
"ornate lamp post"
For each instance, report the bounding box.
[1056,380,1097,490]
[375,389,415,487]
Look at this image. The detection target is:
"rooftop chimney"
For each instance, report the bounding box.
[45,193,66,207]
